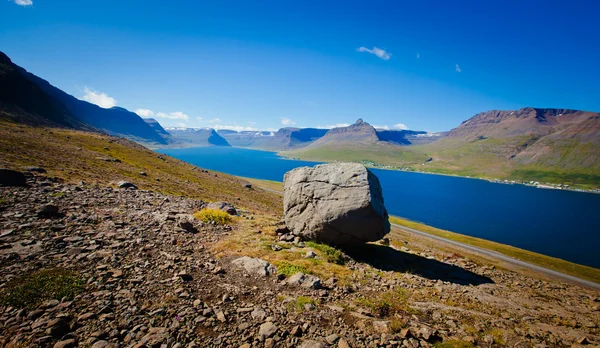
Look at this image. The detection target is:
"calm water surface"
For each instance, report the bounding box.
[158,147,600,268]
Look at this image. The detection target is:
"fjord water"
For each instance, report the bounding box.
[158,147,600,269]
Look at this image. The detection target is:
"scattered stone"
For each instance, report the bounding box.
[117,181,138,190]
[38,204,59,217]
[287,272,321,289]
[258,322,278,338]
[53,339,77,348]
[298,339,325,348]
[305,250,317,258]
[232,256,276,277]
[206,201,237,215]
[23,166,47,173]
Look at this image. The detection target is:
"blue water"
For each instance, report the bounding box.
[158,146,600,269]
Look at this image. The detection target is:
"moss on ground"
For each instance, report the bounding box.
[1,268,84,308]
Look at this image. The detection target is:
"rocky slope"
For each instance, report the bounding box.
[0,173,598,348]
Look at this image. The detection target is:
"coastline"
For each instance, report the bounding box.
[241,176,600,286]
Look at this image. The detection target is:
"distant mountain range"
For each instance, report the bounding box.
[166,127,230,147]
[0,51,171,145]
[2,50,598,186]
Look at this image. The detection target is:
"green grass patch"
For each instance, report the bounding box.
[305,241,346,265]
[274,261,309,276]
[193,208,233,225]
[1,268,84,308]
[510,169,600,188]
[51,192,66,198]
[354,288,412,317]
[287,296,317,312]
[389,215,600,284]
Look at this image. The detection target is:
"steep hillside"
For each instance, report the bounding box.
[306,119,379,148]
[0,51,171,145]
[143,118,172,140]
[0,52,88,129]
[0,121,275,212]
[416,108,600,184]
[167,127,231,147]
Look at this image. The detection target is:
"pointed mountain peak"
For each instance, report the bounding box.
[355,118,365,125]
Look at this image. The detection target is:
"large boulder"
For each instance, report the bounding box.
[0,169,27,186]
[283,163,390,245]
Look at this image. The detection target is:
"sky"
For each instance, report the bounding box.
[1,0,600,132]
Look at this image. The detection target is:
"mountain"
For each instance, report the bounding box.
[217,130,275,148]
[144,118,172,140]
[0,51,171,145]
[308,119,379,147]
[167,127,231,146]
[0,52,88,129]
[429,107,600,170]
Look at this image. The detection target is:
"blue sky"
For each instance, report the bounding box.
[2,0,599,132]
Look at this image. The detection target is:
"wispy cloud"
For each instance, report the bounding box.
[14,0,33,6]
[393,123,408,130]
[156,111,189,121]
[456,64,462,73]
[281,117,295,126]
[81,87,116,108]
[211,124,278,132]
[207,118,222,123]
[316,123,350,129]
[135,109,154,117]
[356,46,391,60]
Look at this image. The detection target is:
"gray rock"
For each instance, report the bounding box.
[53,339,77,348]
[298,340,325,348]
[283,163,390,245]
[38,204,59,217]
[117,181,138,189]
[258,322,278,338]
[0,168,26,186]
[206,201,237,215]
[287,272,321,289]
[23,166,47,173]
[232,256,276,277]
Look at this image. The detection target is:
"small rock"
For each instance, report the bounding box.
[232,256,276,277]
[287,272,321,289]
[337,338,350,348]
[117,181,138,190]
[326,334,339,344]
[38,204,59,217]
[258,322,278,338]
[298,340,325,348]
[206,201,237,215]
[53,339,77,348]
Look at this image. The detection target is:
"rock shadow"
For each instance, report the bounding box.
[342,243,494,286]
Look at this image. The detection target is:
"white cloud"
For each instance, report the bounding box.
[356,46,391,60]
[196,117,203,121]
[316,123,350,129]
[373,125,390,130]
[211,124,278,132]
[456,64,462,73]
[81,87,117,108]
[393,123,408,130]
[207,118,222,123]
[14,0,33,6]
[281,117,295,126]
[156,111,189,121]
[135,109,154,117]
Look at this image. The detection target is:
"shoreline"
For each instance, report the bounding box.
[241,176,600,286]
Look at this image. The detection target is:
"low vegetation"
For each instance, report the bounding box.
[275,261,310,276]
[354,288,412,317]
[1,268,84,308]
[194,208,232,225]
[305,241,346,265]
[286,296,317,312]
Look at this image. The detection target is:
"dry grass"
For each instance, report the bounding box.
[210,216,354,282]
[0,121,282,214]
